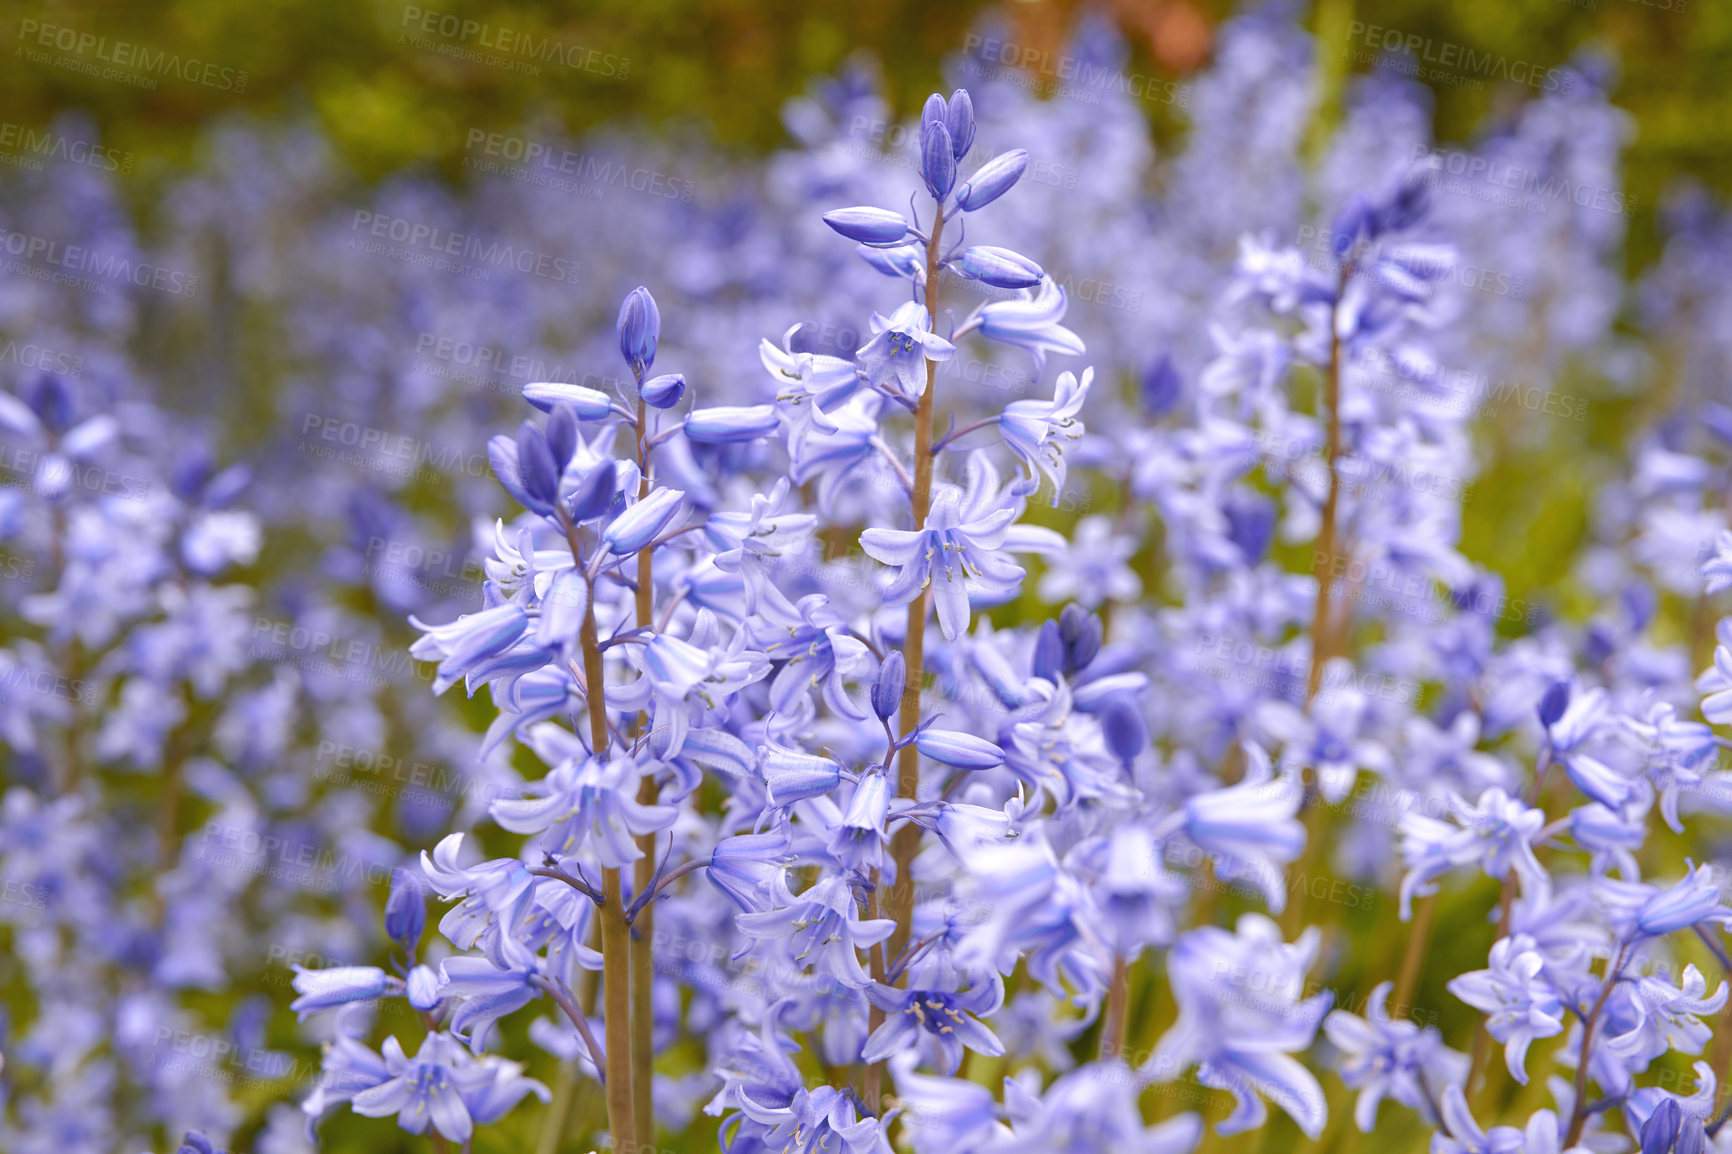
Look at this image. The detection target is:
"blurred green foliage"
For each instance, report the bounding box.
[3,0,1731,270]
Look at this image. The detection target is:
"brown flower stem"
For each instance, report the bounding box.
[630,397,656,1146]
[1100,956,1130,1061]
[885,206,946,972]
[565,506,635,1154]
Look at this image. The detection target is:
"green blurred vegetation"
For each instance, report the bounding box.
[3,0,1731,270]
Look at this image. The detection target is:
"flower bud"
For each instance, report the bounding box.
[955,149,1028,212]
[1032,620,1065,682]
[617,286,661,378]
[1640,1100,1681,1154]
[857,243,925,281]
[25,373,73,432]
[524,381,613,419]
[384,867,426,950]
[872,652,905,721]
[921,119,956,201]
[684,404,779,444]
[945,88,976,160]
[915,728,1005,769]
[951,245,1044,290]
[569,459,618,522]
[1141,354,1182,417]
[1058,604,1102,672]
[514,422,561,514]
[822,207,910,246]
[604,486,686,554]
[406,964,442,1012]
[545,404,578,471]
[1538,679,1571,729]
[1100,699,1149,763]
[641,372,687,409]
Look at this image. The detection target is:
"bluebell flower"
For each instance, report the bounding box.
[1702,531,1732,594]
[920,117,956,201]
[735,875,893,989]
[1624,1061,1716,1148]
[409,603,532,695]
[706,831,797,914]
[1634,863,1732,936]
[969,278,1085,370]
[1176,744,1306,913]
[1546,685,1636,809]
[1088,824,1187,955]
[438,937,544,1052]
[758,738,838,800]
[1696,618,1732,724]
[640,372,687,409]
[1446,934,1566,1084]
[999,368,1091,501]
[747,589,870,719]
[289,965,390,1019]
[1147,914,1331,1138]
[760,324,862,441]
[996,1065,1202,1154]
[859,461,1025,641]
[1432,1086,1572,1154]
[350,1033,525,1143]
[385,867,426,952]
[887,1058,1004,1154]
[489,751,676,867]
[1602,964,1726,1070]
[1323,982,1466,1131]
[829,771,890,872]
[856,301,955,399]
[914,729,1005,769]
[1397,787,1547,920]
[862,978,1003,1074]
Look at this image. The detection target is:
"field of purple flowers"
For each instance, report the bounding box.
[6,7,1732,1154]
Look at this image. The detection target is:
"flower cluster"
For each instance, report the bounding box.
[4,11,1732,1154]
